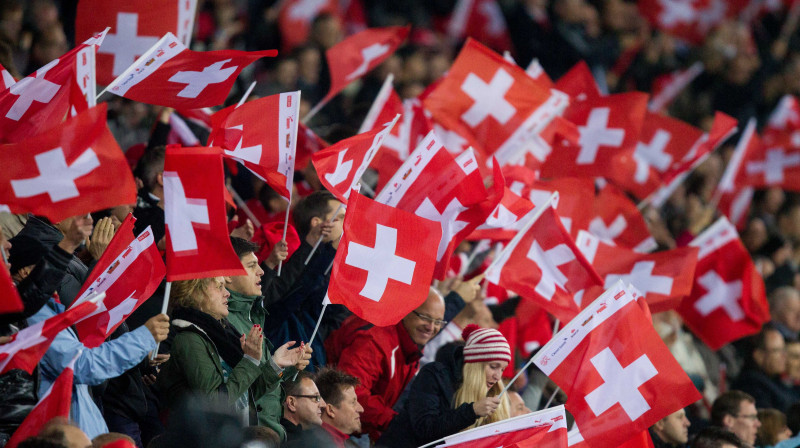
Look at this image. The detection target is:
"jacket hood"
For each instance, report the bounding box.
[435,342,465,386]
[9,216,63,274]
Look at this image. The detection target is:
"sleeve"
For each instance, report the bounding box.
[443,291,466,323]
[146,121,171,152]
[405,364,478,442]
[0,245,71,326]
[261,241,313,308]
[488,296,520,323]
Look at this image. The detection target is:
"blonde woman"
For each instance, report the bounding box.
[378,325,512,448]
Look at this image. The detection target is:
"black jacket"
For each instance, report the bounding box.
[377,344,478,448]
[732,368,800,413]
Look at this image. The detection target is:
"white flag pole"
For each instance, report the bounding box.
[151,281,172,361]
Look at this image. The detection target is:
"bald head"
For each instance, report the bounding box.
[402,289,446,346]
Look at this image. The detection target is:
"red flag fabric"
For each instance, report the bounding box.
[324,26,410,102]
[576,230,699,312]
[445,0,514,53]
[163,146,246,281]
[506,175,595,236]
[0,103,137,223]
[533,282,702,448]
[312,114,400,203]
[106,32,276,108]
[0,299,98,375]
[765,94,800,136]
[554,60,601,103]
[648,62,704,113]
[375,132,504,279]
[327,192,441,326]
[0,257,23,314]
[715,119,758,229]
[574,185,656,252]
[468,186,535,241]
[209,91,300,200]
[737,130,800,191]
[637,0,748,44]
[440,405,568,448]
[485,195,603,323]
[277,0,339,53]
[70,219,165,348]
[677,217,770,350]
[0,62,14,91]
[5,353,78,448]
[75,0,196,85]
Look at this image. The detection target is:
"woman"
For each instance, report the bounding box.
[378,325,512,448]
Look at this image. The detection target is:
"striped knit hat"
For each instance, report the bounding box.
[461,324,511,364]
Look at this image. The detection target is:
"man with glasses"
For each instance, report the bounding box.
[710,390,761,447]
[281,372,327,444]
[732,325,799,412]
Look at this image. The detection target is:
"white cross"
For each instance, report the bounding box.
[576,108,625,164]
[634,129,673,184]
[324,149,353,187]
[85,292,138,331]
[745,148,800,185]
[223,125,262,165]
[169,59,238,98]
[589,214,627,244]
[164,172,210,253]
[99,12,160,76]
[769,96,799,130]
[0,320,48,373]
[657,0,696,26]
[6,59,61,121]
[584,347,658,421]
[527,241,574,300]
[1,69,15,89]
[460,69,516,127]
[694,271,744,321]
[415,197,468,261]
[604,261,673,297]
[478,0,505,36]
[346,43,390,81]
[345,224,415,302]
[434,124,469,155]
[288,0,329,21]
[11,147,100,202]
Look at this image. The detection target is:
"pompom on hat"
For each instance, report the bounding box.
[461,324,511,364]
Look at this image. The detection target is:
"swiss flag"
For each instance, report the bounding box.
[485,194,603,323]
[163,146,246,281]
[541,92,648,179]
[573,185,656,253]
[75,0,197,86]
[505,174,595,235]
[375,132,504,279]
[106,32,276,108]
[677,217,769,350]
[638,0,748,44]
[468,186,535,241]
[312,114,400,203]
[533,282,702,448]
[439,405,568,448]
[0,103,137,223]
[327,192,441,326]
[554,60,602,104]
[209,91,300,201]
[295,122,328,171]
[69,216,165,348]
[424,39,569,168]
[277,0,339,53]
[648,62,705,113]
[445,0,514,53]
[0,62,15,91]
[324,26,410,103]
[0,298,99,375]
[576,230,699,313]
[765,94,800,135]
[0,260,23,314]
[737,130,800,191]
[5,353,78,448]
[715,119,758,229]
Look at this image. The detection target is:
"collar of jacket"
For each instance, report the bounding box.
[226,289,265,314]
[395,321,423,364]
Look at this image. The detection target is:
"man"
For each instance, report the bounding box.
[691,426,747,448]
[226,237,311,441]
[710,391,761,447]
[37,420,92,448]
[326,289,446,441]
[650,408,690,447]
[508,391,532,418]
[769,287,800,342]
[732,325,798,412]
[315,368,364,447]
[281,372,327,443]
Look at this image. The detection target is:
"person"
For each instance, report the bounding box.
[315,367,364,448]
[280,372,327,444]
[691,426,748,448]
[711,391,762,447]
[770,287,800,342]
[90,432,136,448]
[326,289,447,441]
[378,325,512,448]
[732,326,798,412]
[225,237,310,440]
[650,408,691,448]
[756,409,792,447]
[36,419,93,448]
[508,391,532,418]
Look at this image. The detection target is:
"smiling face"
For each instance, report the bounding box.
[484,361,507,391]
[201,277,231,320]
[402,290,445,346]
[228,252,264,296]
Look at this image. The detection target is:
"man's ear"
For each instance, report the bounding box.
[310,216,322,229]
[753,349,766,367]
[157,171,164,187]
[722,414,736,430]
[653,418,665,433]
[286,397,297,413]
[324,403,335,419]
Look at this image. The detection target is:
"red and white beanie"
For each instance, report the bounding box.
[462,324,511,364]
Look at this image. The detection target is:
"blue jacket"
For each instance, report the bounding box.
[28,299,156,439]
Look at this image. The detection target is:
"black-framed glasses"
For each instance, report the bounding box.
[736,414,759,421]
[412,310,447,327]
[291,394,322,403]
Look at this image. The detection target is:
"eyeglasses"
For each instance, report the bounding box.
[736,414,759,421]
[412,310,447,327]
[291,394,322,403]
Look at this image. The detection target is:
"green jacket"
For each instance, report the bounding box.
[226,289,295,440]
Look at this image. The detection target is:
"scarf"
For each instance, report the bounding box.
[172,306,244,368]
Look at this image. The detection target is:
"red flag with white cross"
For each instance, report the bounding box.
[439,405,568,448]
[163,146,246,281]
[765,94,800,136]
[468,186,535,241]
[533,281,702,448]
[485,194,603,323]
[375,131,504,279]
[677,217,770,350]
[0,103,136,223]
[75,0,197,86]
[576,230,699,313]
[637,0,748,44]
[105,32,276,108]
[209,91,300,201]
[573,185,657,253]
[554,60,601,104]
[504,174,595,236]
[277,0,339,53]
[424,39,569,168]
[327,192,441,326]
[445,0,514,53]
[736,130,800,192]
[715,119,758,229]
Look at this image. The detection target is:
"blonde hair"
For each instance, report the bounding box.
[170,277,215,312]
[453,362,510,430]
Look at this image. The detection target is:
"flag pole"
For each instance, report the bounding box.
[278,90,301,276]
[277,194,291,276]
[292,300,328,381]
[304,202,345,264]
[302,95,331,124]
[227,185,262,228]
[499,318,560,401]
[151,281,172,361]
[237,81,257,107]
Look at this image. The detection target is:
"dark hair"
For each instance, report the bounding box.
[315,367,360,407]
[282,371,316,398]
[787,402,800,434]
[691,426,747,448]
[292,191,336,238]
[230,237,260,259]
[17,438,67,448]
[711,390,756,426]
[258,183,282,213]
[242,426,280,448]
[135,146,166,191]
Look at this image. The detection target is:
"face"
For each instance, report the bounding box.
[757,330,787,376]
[201,277,230,320]
[728,401,761,446]
[323,199,345,243]
[508,391,531,418]
[328,385,364,435]
[228,253,264,296]
[779,295,800,333]
[402,291,446,346]
[291,378,326,429]
[787,342,800,381]
[484,361,508,391]
[110,204,135,229]
[657,409,690,445]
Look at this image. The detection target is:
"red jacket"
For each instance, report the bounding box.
[325,316,422,441]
